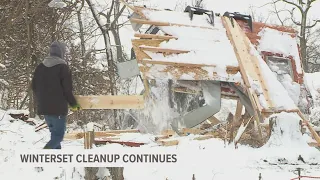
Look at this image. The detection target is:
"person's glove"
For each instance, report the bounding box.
[70,103,81,112]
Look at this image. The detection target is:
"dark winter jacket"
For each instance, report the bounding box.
[31,41,77,116]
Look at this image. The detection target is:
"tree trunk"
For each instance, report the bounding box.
[85,0,116,96]
[26,0,35,118]
[300,13,308,72]
[108,167,124,180]
[77,0,86,62]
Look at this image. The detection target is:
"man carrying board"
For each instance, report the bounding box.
[32,41,80,149]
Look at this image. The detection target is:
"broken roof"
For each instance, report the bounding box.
[126,5,299,112]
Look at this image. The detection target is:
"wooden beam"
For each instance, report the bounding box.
[181,128,201,135]
[84,131,94,149]
[308,142,320,147]
[158,139,179,146]
[193,135,214,141]
[74,95,144,109]
[222,17,263,140]
[64,129,140,140]
[132,39,165,61]
[161,129,175,137]
[139,59,216,68]
[297,110,320,145]
[139,59,240,72]
[139,46,190,54]
[134,33,178,40]
[234,116,254,147]
[234,100,243,122]
[138,63,242,81]
[262,109,299,113]
[236,22,274,109]
[96,140,145,147]
[129,18,216,30]
[119,0,147,19]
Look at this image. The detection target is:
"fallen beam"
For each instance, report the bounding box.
[157,139,179,146]
[139,46,190,54]
[222,16,263,140]
[298,110,320,145]
[308,142,320,147]
[134,33,178,40]
[64,129,140,140]
[75,95,144,109]
[96,140,145,147]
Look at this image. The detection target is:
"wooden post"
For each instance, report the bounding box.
[222,17,263,141]
[229,100,243,143]
[84,130,94,149]
[297,110,320,145]
[84,130,98,180]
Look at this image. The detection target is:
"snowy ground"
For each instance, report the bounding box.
[1,109,320,180]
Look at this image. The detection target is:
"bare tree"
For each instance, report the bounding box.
[279,0,320,72]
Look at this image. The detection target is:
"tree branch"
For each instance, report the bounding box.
[281,0,303,13]
[306,19,320,28]
[111,5,126,28]
[289,8,302,25]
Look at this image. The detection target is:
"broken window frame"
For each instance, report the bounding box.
[265,55,294,80]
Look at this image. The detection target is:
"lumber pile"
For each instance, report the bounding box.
[7,110,36,126]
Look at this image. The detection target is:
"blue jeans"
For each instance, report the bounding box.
[43,115,66,149]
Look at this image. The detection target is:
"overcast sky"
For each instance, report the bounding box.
[133,0,320,24]
[92,0,320,59]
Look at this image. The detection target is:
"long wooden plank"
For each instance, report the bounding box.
[132,39,165,61]
[129,18,215,30]
[222,17,263,139]
[138,63,242,81]
[139,46,190,54]
[234,100,243,122]
[134,33,178,40]
[139,59,216,67]
[139,59,240,72]
[236,22,274,109]
[119,0,147,19]
[297,110,320,145]
[64,129,140,140]
[75,95,144,109]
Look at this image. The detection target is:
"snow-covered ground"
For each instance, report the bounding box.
[1,109,320,180]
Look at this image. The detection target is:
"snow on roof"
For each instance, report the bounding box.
[257,27,302,74]
[137,9,240,81]
[134,7,299,111]
[250,45,298,110]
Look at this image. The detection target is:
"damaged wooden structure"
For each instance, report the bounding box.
[116,2,320,147]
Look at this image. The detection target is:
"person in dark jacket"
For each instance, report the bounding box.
[32,41,80,149]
